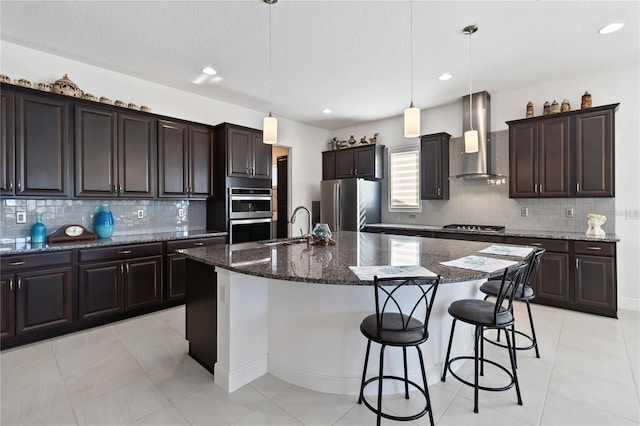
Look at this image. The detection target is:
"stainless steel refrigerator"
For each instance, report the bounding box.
[320,179,381,232]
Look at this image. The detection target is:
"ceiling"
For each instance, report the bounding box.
[1,1,638,130]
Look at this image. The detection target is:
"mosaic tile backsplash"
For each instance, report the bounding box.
[0,199,207,239]
[383,130,617,234]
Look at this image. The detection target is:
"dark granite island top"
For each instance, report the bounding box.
[180,230,531,285]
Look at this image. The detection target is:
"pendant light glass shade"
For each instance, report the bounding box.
[263,112,277,145]
[464,129,479,153]
[404,103,420,138]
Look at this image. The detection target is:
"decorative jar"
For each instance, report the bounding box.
[94,204,114,238]
[31,212,46,244]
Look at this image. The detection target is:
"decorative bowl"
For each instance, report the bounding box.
[52,74,82,97]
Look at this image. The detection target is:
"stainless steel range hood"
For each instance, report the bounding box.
[456,91,505,179]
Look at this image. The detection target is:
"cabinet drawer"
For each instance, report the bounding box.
[574,241,615,256]
[1,251,72,271]
[79,242,163,263]
[166,237,224,252]
[505,237,569,253]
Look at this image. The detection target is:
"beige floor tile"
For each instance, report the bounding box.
[562,311,624,342]
[1,356,62,398]
[173,381,266,425]
[249,373,293,399]
[72,376,169,426]
[1,379,72,425]
[28,407,78,426]
[541,392,638,425]
[559,327,629,360]
[436,393,528,425]
[130,338,189,375]
[553,343,635,387]
[333,402,404,426]
[55,339,131,378]
[128,404,190,426]
[0,341,54,371]
[50,325,118,356]
[149,355,214,402]
[271,384,356,425]
[232,400,303,425]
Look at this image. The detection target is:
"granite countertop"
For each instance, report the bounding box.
[0,230,227,255]
[364,223,620,243]
[181,231,532,285]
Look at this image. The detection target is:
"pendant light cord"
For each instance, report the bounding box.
[468,27,473,131]
[268,3,273,115]
[410,0,414,106]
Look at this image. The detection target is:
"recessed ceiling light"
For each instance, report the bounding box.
[598,23,624,34]
[322,109,332,114]
[201,66,217,75]
[438,73,453,81]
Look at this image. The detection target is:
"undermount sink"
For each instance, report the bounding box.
[259,237,309,246]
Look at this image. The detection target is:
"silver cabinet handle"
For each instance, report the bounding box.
[17,180,22,192]
[121,264,124,274]
[577,182,580,192]
[118,183,123,194]
[354,168,358,175]
[586,246,602,250]
[194,242,204,246]
[17,277,21,290]
[9,278,13,292]
[437,187,441,196]
[576,258,579,269]
[539,184,543,193]
[117,250,132,254]
[126,264,130,274]
[8,179,13,191]
[9,261,25,266]
[534,184,538,193]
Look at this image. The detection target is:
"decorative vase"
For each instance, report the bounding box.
[312,223,332,240]
[31,212,46,244]
[581,91,592,109]
[526,101,534,118]
[94,204,114,238]
[586,214,606,238]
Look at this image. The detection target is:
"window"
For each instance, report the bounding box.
[388,146,420,210]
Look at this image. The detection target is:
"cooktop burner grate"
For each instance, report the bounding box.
[442,224,506,232]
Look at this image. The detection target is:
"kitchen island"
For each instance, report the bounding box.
[181,231,531,395]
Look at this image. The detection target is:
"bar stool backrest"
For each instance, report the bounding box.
[522,248,546,291]
[494,263,529,324]
[372,276,441,340]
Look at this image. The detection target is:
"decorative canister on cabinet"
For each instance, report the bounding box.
[561,99,571,112]
[581,91,592,109]
[543,101,550,115]
[52,74,82,97]
[550,100,560,114]
[526,101,534,118]
[94,204,114,238]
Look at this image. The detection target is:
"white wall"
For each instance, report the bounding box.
[334,64,640,311]
[0,41,329,232]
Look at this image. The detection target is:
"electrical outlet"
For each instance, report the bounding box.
[520,207,529,217]
[565,207,574,218]
[137,209,144,219]
[178,208,185,218]
[16,211,26,224]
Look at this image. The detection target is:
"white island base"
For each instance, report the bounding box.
[213,267,482,395]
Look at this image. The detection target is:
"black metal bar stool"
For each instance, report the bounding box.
[479,248,545,366]
[441,264,528,413]
[358,275,441,426]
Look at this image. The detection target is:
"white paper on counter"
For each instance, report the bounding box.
[478,245,534,257]
[349,265,436,281]
[440,255,518,273]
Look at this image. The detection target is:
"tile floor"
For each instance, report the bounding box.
[1,302,639,425]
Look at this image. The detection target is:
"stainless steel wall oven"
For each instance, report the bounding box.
[228,188,272,243]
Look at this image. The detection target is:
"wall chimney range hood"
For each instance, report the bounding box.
[456,91,506,180]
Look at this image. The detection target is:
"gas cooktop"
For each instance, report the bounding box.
[442,224,506,232]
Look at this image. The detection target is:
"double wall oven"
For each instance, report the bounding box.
[228,187,273,244]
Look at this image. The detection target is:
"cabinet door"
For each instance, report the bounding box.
[575,255,616,314]
[534,252,570,304]
[574,109,614,197]
[15,267,73,335]
[353,145,375,178]
[118,112,156,198]
[322,151,336,180]
[227,127,251,177]
[538,116,570,197]
[79,261,124,320]
[509,121,538,198]
[75,105,118,197]
[125,255,162,311]
[158,120,189,198]
[189,125,214,196]
[1,89,15,195]
[166,253,186,301]
[1,274,15,339]
[421,134,449,200]
[252,131,272,179]
[335,150,355,178]
[15,92,70,196]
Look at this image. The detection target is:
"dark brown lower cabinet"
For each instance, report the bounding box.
[185,258,217,373]
[1,251,73,342]
[78,243,163,321]
[574,241,616,317]
[534,251,571,305]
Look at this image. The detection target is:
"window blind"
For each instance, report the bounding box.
[389,149,419,209]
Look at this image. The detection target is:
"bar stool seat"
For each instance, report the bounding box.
[358,275,440,426]
[441,263,528,413]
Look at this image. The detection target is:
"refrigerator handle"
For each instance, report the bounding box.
[334,182,340,231]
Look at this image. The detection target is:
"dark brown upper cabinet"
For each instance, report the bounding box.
[420,132,450,200]
[75,104,156,198]
[508,104,617,198]
[14,91,71,197]
[574,107,615,197]
[158,120,214,198]
[1,88,15,196]
[324,144,384,180]
[225,125,271,180]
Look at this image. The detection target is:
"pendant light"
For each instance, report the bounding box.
[403,0,420,138]
[463,25,479,153]
[263,0,278,144]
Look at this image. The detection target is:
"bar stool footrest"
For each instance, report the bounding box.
[446,356,516,392]
[360,375,430,422]
[483,329,536,352]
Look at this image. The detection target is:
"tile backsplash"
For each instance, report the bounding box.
[383,130,617,234]
[0,199,207,238]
